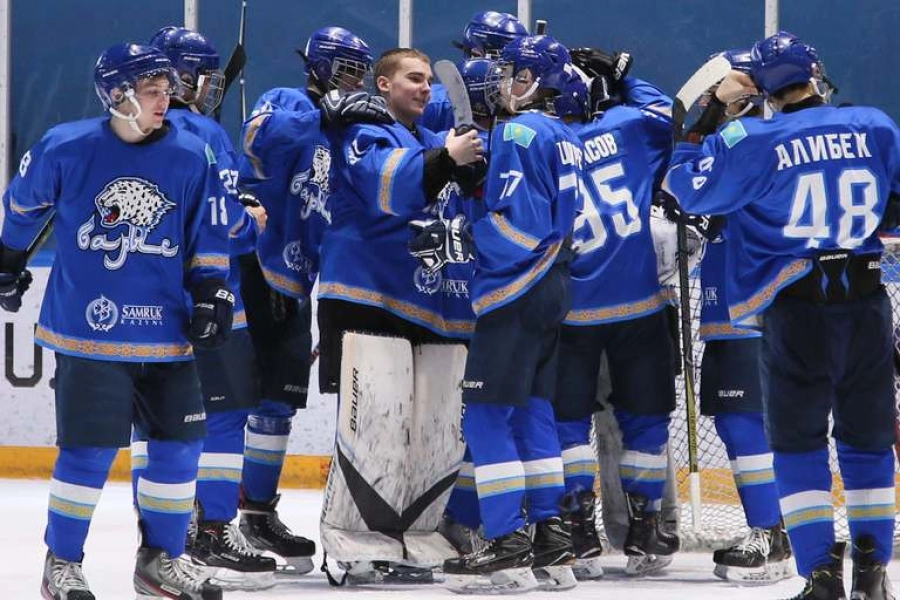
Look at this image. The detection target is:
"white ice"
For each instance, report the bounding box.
[4,478,898,599]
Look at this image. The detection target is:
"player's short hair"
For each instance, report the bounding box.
[375,48,430,80]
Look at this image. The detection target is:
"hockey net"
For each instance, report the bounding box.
[596,238,900,551]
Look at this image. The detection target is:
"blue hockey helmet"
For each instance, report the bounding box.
[302,27,374,93]
[149,26,224,115]
[460,11,528,58]
[750,31,820,96]
[703,47,763,117]
[459,58,497,119]
[94,43,177,120]
[496,35,588,118]
[720,48,754,73]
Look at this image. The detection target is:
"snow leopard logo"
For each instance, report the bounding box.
[85,295,119,332]
[77,177,180,270]
[290,145,332,223]
[414,265,442,296]
[283,240,313,274]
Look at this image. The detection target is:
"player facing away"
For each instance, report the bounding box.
[139,26,277,590]
[557,63,680,579]
[663,31,900,600]
[236,26,389,575]
[676,47,792,585]
[0,43,234,600]
[441,35,585,594]
[419,10,527,132]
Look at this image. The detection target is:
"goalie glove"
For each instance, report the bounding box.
[653,189,725,241]
[320,90,394,128]
[650,204,707,287]
[188,278,235,350]
[408,215,474,275]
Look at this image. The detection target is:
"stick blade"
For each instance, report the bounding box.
[675,54,732,112]
[434,60,474,128]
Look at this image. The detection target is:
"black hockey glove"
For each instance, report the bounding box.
[188,278,235,350]
[408,215,474,274]
[570,47,633,83]
[0,243,31,312]
[880,191,900,233]
[237,190,261,207]
[654,189,725,241]
[320,90,394,129]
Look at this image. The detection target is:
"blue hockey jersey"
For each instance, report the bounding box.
[1,118,230,361]
[238,87,330,299]
[565,86,673,326]
[319,120,474,337]
[698,236,759,340]
[419,82,456,133]
[472,111,582,316]
[664,104,900,324]
[167,107,257,330]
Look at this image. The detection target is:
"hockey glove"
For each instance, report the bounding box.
[570,47,633,83]
[188,278,235,350]
[0,270,33,313]
[408,215,474,274]
[654,190,725,241]
[237,190,261,207]
[650,205,707,286]
[320,90,394,128]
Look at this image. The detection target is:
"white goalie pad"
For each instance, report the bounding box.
[320,332,466,566]
[650,205,707,286]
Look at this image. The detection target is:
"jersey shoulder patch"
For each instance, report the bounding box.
[503,122,537,148]
[205,143,217,165]
[719,120,748,149]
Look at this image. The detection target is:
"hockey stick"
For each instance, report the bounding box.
[215,0,248,123]
[671,54,732,531]
[24,214,55,265]
[433,60,474,129]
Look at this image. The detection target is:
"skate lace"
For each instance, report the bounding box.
[161,554,205,592]
[51,560,90,591]
[267,511,302,542]
[224,522,265,558]
[736,527,771,557]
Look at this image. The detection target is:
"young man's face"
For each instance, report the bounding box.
[130,75,171,131]
[377,57,432,125]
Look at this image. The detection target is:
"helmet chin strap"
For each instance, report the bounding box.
[108,90,151,136]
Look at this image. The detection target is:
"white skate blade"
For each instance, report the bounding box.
[714,558,795,585]
[273,555,315,577]
[445,567,539,594]
[625,553,674,576]
[209,567,277,591]
[534,565,578,590]
[572,556,605,580]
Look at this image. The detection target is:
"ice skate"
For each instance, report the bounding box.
[190,520,277,590]
[532,516,577,590]
[41,550,95,600]
[623,493,679,576]
[134,545,223,600]
[713,523,793,584]
[562,490,605,580]
[440,513,485,557]
[783,541,846,600]
[239,494,315,576]
[444,528,539,594]
[850,535,896,600]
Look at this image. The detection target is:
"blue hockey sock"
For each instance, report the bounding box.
[512,397,565,523]
[131,430,148,508]
[463,402,526,539]
[715,412,780,528]
[137,438,202,557]
[243,399,295,503]
[616,410,668,511]
[197,410,248,522]
[556,416,597,495]
[837,442,896,565]
[445,447,481,530]
[774,448,834,577]
[45,447,117,561]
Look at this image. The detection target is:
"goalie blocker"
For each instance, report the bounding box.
[320,331,467,574]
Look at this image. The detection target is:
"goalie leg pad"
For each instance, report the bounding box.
[320,333,463,566]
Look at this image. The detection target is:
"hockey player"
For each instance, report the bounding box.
[419,10,527,132]
[0,43,232,600]
[554,53,681,579]
[140,26,277,590]
[440,35,585,594]
[236,26,389,575]
[663,31,900,600]
[671,48,792,585]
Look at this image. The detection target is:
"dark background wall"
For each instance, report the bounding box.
[10,0,899,178]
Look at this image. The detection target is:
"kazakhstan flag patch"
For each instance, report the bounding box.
[503,122,537,148]
[719,120,748,149]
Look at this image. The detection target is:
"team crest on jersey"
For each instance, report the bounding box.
[85,295,119,332]
[290,145,333,223]
[77,177,179,270]
[283,240,313,274]
[414,265,443,295]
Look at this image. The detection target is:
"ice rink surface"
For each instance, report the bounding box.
[4,478,898,599]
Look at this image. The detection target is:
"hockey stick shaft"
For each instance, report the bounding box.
[25,214,55,264]
[238,0,248,123]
